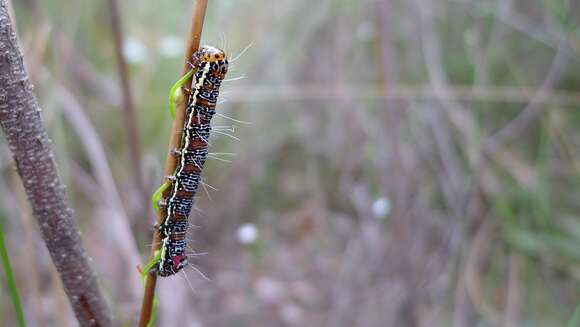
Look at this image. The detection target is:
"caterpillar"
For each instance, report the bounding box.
[155,45,228,277]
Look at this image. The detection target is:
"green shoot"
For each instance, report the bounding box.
[168,70,194,119]
[0,220,26,327]
[151,181,171,212]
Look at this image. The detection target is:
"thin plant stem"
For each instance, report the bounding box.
[137,1,209,326]
[107,0,148,215]
[0,219,26,327]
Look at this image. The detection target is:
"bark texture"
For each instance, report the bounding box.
[0,2,112,326]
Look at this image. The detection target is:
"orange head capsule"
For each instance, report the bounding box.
[193,45,227,63]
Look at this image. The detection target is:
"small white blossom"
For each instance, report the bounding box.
[372,197,391,220]
[237,223,258,244]
[123,37,146,64]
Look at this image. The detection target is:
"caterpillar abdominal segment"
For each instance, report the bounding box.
[154,45,228,277]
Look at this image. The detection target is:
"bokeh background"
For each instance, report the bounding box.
[2,0,580,326]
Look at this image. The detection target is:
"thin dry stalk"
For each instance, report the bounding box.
[137,1,208,326]
[465,220,502,326]
[107,0,148,212]
[0,1,112,325]
[50,72,142,298]
[504,252,522,327]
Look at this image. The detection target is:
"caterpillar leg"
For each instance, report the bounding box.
[141,250,162,279]
[170,147,182,156]
[168,69,194,119]
[151,181,172,212]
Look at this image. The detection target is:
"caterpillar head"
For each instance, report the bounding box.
[191,45,229,84]
[194,45,227,63]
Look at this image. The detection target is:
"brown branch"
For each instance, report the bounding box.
[0,2,112,326]
[107,0,147,211]
[137,1,208,326]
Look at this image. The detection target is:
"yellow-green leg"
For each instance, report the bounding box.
[167,69,194,119]
[156,69,195,209]
[151,181,172,212]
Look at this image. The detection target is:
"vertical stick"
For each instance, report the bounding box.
[137,1,208,326]
[107,0,147,217]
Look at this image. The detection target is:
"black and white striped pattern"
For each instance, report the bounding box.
[156,46,228,277]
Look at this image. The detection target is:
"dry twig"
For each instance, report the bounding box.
[107,0,149,221]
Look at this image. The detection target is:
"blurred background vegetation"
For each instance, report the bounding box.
[1,0,580,325]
